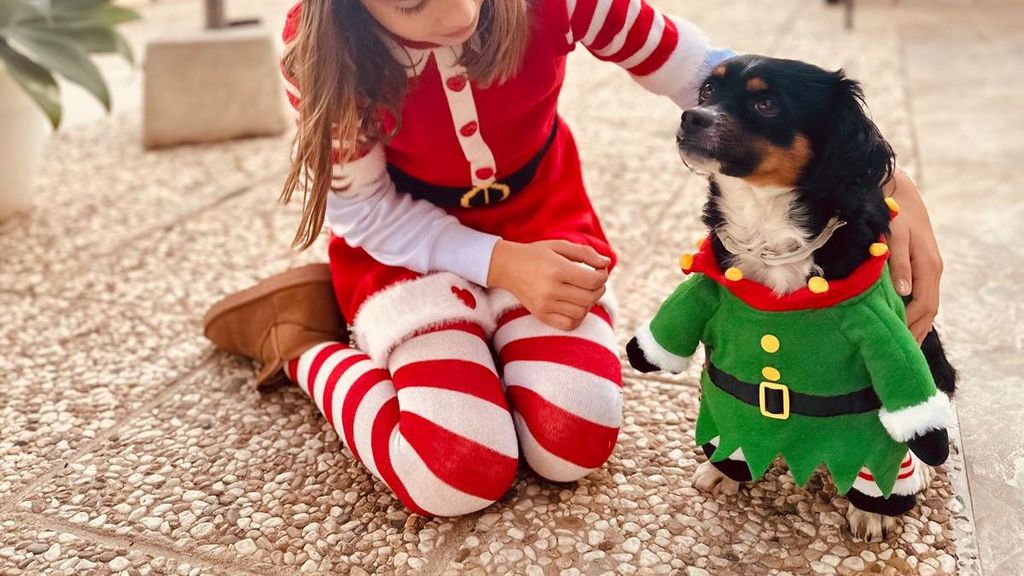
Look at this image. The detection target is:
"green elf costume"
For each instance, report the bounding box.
[626,203,951,515]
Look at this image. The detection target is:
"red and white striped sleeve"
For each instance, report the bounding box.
[566,0,734,108]
[278,2,502,287]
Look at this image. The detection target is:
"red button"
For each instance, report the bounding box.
[475,167,494,180]
[446,75,467,92]
[460,121,478,137]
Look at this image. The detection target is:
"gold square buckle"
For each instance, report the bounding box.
[759,381,790,420]
[461,182,511,208]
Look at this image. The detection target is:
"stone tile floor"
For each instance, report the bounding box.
[1,0,1020,574]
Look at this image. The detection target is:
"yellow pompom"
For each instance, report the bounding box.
[869,242,889,257]
[696,237,707,250]
[679,253,694,271]
[885,197,900,214]
[724,267,744,282]
[762,367,781,382]
[808,276,829,294]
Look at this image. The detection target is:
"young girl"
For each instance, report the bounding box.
[204,0,945,517]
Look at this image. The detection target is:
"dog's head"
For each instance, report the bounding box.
[678,55,894,197]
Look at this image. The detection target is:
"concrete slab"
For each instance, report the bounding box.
[143,27,286,149]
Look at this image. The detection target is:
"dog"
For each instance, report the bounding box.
[627,55,956,542]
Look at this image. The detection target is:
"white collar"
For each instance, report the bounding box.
[716,216,847,266]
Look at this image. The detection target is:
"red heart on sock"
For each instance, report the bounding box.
[451,286,477,309]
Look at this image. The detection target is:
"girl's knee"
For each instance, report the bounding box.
[390,412,519,516]
[513,410,618,483]
[393,447,518,516]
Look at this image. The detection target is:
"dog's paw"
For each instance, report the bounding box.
[693,460,741,495]
[846,506,897,543]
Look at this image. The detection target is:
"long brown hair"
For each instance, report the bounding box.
[280,0,531,250]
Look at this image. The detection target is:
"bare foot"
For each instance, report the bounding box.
[693,460,741,495]
[846,506,897,542]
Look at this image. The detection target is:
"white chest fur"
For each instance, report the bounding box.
[712,175,815,295]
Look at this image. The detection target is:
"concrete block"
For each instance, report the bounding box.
[143,27,286,149]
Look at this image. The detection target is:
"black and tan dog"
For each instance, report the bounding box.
[644,55,956,541]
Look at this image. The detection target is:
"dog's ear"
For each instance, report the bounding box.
[805,70,895,200]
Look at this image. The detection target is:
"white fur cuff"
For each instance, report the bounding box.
[878,393,952,442]
[634,321,690,373]
[352,272,495,363]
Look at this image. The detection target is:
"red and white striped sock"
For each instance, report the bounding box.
[494,304,623,482]
[852,452,925,497]
[285,322,518,516]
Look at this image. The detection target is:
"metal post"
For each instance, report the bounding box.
[205,0,227,30]
[845,0,855,30]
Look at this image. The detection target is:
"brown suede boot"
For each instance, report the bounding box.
[203,264,348,390]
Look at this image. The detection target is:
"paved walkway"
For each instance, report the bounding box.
[1,0,1020,574]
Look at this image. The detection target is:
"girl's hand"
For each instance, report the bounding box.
[488,239,610,331]
[885,169,944,343]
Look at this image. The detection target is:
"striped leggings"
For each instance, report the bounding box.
[286,294,622,516]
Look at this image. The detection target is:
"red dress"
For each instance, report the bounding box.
[282,0,721,353]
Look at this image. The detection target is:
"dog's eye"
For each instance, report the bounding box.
[698,82,715,103]
[754,98,779,117]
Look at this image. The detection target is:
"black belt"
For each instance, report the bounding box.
[706,362,881,420]
[387,119,559,209]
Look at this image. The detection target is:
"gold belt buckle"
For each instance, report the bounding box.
[461,182,511,208]
[759,381,790,420]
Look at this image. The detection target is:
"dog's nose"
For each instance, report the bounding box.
[682,109,715,130]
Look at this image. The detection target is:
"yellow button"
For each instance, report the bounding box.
[679,253,694,271]
[869,242,889,257]
[808,276,829,294]
[761,334,780,353]
[724,267,744,281]
[762,367,781,381]
[885,197,900,214]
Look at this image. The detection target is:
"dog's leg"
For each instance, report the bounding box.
[694,461,742,495]
[921,328,957,395]
[844,453,931,542]
[846,507,898,543]
[693,440,749,495]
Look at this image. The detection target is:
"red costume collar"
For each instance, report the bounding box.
[682,236,890,311]
[682,198,901,311]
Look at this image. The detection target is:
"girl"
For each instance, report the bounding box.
[204,0,945,517]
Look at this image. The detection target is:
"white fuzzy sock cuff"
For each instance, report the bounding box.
[352,273,494,363]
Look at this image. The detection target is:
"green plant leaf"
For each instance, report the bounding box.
[44,25,133,63]
[50,0,112,14]
[0,0,45,27]
[59,4,138,26]
[16,4,139,29]
[5,26,110,110]
[0,40,61,128]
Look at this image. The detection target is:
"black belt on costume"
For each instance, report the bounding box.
[386,119,559,209]
[706,362,882,420]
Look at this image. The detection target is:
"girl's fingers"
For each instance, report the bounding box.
[886,216,914,297]
[561,263,608,291]
[541,312,583,331]
[905,241,943,344]
[548,301,589,322]
[550,241,612,269]
[556,283,606,308]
